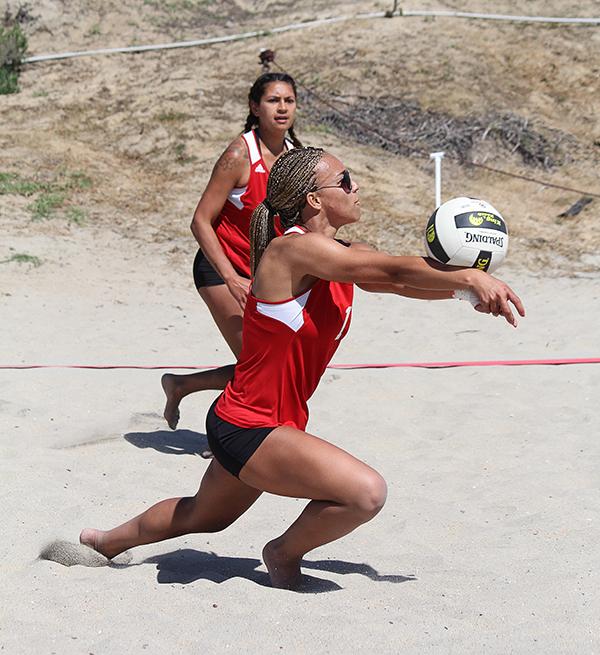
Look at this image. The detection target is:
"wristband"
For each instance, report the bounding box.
[453,289,481,307]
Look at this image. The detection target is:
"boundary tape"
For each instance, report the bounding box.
[2,358,599,371]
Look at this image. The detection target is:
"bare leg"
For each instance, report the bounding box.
[161,365,234,430]
[161,284,242,429]
[198,284,244,358]
[80,460,261,559]
[239,427,387,589]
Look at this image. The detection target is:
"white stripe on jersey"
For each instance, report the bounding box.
[226,131,260,208]
[227,186,245,210]
[243,130,261,164]
[226,132,294,209]
[256,288,311,332]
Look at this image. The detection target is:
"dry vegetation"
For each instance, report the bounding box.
[1,0,600,274]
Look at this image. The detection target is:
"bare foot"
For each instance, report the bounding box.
[79,528,112,558]
[161,373,181,430]
[262,539,302,590]
[79,529,132,562]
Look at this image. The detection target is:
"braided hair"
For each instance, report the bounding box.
[243,72,303,148]
[250,147,324,275]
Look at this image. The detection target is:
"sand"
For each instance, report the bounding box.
[1,225,599,654]
[2,1,600,651]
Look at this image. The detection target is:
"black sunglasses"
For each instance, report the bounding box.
[313,169,353,194]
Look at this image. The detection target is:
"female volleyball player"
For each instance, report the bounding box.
[161,72,301,430]
[81,148,524,590]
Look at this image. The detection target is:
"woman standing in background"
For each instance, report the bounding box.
[161,72,302,429]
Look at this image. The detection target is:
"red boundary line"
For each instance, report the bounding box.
[1,358,599,370]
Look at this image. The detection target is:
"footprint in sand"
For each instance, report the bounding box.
[129,411,163,426]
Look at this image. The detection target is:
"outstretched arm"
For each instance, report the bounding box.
[348,243,453,299]
[358,282,454,300]
[288,235,525,326]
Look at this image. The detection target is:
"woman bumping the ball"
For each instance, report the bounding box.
[161,72,302,429]
[81,148,524,590]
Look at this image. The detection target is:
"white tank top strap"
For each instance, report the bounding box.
[285,138,294,151]
[284,225,308,235]
[242,130,261,165]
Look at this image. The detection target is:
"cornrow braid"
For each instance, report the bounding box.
[250,147,324,275]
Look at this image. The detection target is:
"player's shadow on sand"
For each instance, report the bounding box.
[124,429,210,457]
[143,549,414,593]
[303,559,416,584]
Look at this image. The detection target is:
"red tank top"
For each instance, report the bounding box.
[215,227,354,430]
[213,130,291,278]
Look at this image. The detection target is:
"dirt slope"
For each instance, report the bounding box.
[1,0,599,274]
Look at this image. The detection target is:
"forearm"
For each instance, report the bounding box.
[299,236,481,293]
[399,287,454,300]
[358,281,453,299]
[351,256,477,291]
[386,257,524,326]
[389,256,478,291]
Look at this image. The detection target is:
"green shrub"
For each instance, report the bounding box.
[0,24,28,94]
[0,172,46,195]
[28,192,66,220]
[66,207,87,224]
[0,252,42,267]
[1,169,93,221]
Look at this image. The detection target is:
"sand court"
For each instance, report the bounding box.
[2,0,600,649]
[1,228,599,652]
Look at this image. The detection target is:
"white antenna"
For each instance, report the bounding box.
[430,151,445,208]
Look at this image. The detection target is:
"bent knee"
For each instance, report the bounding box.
[351,472,387,516]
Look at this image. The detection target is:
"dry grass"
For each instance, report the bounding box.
[1,0,599,274]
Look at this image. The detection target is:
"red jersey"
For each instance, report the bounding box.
[213,130,291,278]
[215,227,354,430]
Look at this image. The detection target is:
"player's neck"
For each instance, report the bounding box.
[256,126,287,156]
[302,212,338,239]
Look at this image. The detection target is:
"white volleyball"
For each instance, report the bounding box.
[425,197,508,273]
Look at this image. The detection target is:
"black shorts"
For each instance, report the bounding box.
[192,249,251,290]
[193,249,225,288]
[206,397,276,478]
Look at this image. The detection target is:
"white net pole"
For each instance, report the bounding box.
[430,152,445,208]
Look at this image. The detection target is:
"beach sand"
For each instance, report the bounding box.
[2,0,600,650]
[1,227,599,653]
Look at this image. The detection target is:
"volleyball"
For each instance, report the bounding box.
[425,197,508,273]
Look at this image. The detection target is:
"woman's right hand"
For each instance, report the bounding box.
[226,274,251,311]
[469,270,525,327]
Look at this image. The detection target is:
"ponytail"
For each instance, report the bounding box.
[250,201,277,276]
[250,147,325,275]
